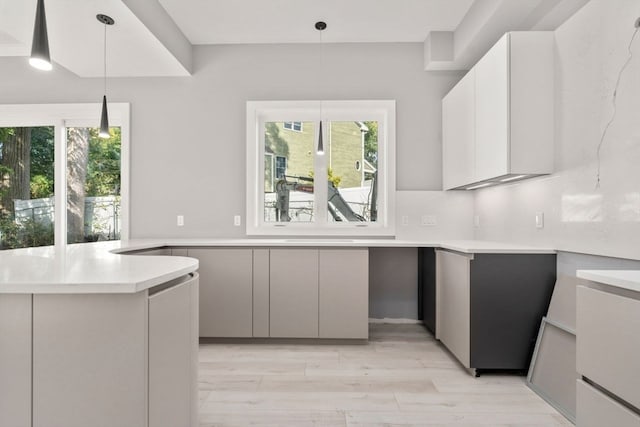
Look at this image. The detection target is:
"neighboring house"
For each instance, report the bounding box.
[264,121,371,193]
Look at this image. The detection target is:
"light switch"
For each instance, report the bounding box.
[234,215,242,226]
[177,215,184,226]
[535,212,544,229]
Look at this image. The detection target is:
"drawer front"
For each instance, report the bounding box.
[577,286,640,408]
[576,380,640,427]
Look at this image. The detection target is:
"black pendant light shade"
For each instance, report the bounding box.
[29,0,52,70]
[99,95,110,138]
[97,14,114,139]
[317,120,324,155]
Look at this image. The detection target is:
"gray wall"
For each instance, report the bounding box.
[0,43,463,238]
[369,248,418,319]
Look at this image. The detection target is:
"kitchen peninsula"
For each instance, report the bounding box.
[0,241,199,427]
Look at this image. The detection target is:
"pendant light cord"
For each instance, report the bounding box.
[595,22,639,189]
[103,22,107,96]
[320,27,323,122]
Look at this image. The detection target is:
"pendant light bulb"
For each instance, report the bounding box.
[97,14,114,139]
[29,0,52,71]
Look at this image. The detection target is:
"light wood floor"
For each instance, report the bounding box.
[198,323,572,426]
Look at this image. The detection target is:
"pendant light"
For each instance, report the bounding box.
[315,21,326,155]
[29,0,52,71]
[97,14,114,139]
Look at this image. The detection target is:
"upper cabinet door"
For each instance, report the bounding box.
[441,31,553,190]
[442,69,475,190]
[474,34,509,182]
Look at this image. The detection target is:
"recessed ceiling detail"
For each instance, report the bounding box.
[157,0,475,44]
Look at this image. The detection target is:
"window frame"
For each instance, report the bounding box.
[0,103,130,247]
[246,100,396,236]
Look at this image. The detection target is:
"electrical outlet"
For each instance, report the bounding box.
[177,215,184,227]
[473,215,480,227]
[401,215,409,226]
[535,212,544,229]
[234,215,242,226]
[421,215,437,226]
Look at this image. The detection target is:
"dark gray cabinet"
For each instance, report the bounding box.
[436,249,556,375]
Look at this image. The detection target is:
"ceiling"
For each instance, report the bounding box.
[156,0,475,44]
[0,0,588,77]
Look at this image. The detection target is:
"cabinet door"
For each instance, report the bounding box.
[442,68,475,190]
[475,33,509,182]
[33,293,148,427]
[253,249,270,337]
[319,249,368,339]
[436,250,471,368]
[149,275,198,427]
[270,249,319,338]
[577,286,640,409]
[577,380,640,427]
[0,295,31,427]
[189,248,253,337]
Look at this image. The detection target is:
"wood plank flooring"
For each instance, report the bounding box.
[198,323,572,426]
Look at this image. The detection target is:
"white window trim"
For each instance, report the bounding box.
[246,100,396,237]
[0,103,130,248]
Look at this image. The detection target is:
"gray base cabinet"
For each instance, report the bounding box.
[0,294,32,427]
[191,247,369,340]
[436,249,556,373]
[319,249,369,339]
[576,283,640,425]
[1,274,199,427]
[188,248,253,337]
[270,249,319,338]
[149,277,199,427]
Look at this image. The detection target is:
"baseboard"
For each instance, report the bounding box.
[368,318,422,324]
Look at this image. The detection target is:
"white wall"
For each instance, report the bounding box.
[0,43,463,238]
[474,0,640,261]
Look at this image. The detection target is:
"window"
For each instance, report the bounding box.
[275,156,287,179]
[67,127,122,243]
[247,100,395,236]
[0,126,55,249]
[283,121,303,132]
[0,104,129,249]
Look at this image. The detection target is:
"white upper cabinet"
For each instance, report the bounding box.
[442,68,476,190]
[442,32,554,190]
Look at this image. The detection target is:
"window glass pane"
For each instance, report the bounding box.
[0,127,55,250]
[263,121,315,223]
[327,121,378,222]
[67,127,121,244]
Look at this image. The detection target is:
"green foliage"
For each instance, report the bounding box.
[30,175,52,199]
[30,127,55,192]
[0,215,54,250]
[0,165,11,200]
[363,121,378,168]
[86,128,121,196]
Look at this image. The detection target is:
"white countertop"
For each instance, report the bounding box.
[0,241,198,294]
[0,238,555,294]
[576,270,640,293]
[117,238,556,254]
